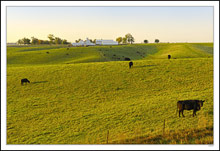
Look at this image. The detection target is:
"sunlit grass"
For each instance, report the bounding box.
[7,43,213,144]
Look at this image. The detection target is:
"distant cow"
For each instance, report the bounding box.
[129,61,133,68]
[124,57,131,61]
[21,78,30,85]
[168,55,171,59]
[177,100,205,117]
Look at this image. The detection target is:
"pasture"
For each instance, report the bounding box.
[6,43,213,144]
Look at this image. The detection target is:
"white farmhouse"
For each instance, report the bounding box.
[72,40,84,46]
[72,38,118,46]
[84,38,95,46]
[96,39,118,45]
[72,38,95,46]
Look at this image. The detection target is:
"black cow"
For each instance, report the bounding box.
[21,78,30,85]
[177,100,205,117]
[124,57,131,61]
[168,55,171,59]
[129,61,133,68]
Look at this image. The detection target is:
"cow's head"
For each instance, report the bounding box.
[199,100,205,107]
[196,100,205,110]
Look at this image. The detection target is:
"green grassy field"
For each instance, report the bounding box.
[7,43,213,144]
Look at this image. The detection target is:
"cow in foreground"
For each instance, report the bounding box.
[177,100,205,117]
[21,78,30,85]
[129,61,133,68]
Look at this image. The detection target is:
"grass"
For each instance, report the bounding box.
[6,43,213,144]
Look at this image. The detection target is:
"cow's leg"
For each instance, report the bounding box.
[182,110,185,117]
[193,110,196,117]
[179,110,181,117]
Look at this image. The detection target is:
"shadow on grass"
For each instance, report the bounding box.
[134,65,157,68]
[111,126,213,144]
[31,81,48,84]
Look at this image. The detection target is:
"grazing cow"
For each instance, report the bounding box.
[67,48,69,50]
[21,78,30,85]
[124,57,131,61]
[129,61,133,68]
[177,100,205,117]
[168,55,171,59]
[46,52,49,54]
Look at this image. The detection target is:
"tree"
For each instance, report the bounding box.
[38,39,44,45]
[54,37,62,44]
[144,40,149,44]
[21,37,31,44]
[48,34,55,44]
[116,37,123,44]
[31,37,38,45]
[75,38,82,43]
[62,39,68,44]
[17,39,24,45]
[43,40,50,44]
[155,39,160,43]
[92,39,96,44]
[122,37,127,44]
[125,33,134,44]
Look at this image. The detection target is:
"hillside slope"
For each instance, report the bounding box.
[7,43,213,66]
[7,58,213,144]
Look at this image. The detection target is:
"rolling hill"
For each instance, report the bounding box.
[6,43,213,144]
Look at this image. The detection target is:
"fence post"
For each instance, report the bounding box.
[163,119,165,135]
[106,130,109,144]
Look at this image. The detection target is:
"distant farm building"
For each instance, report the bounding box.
[72,38,118,46]
[72,38,95,47]
[96,39,118,45]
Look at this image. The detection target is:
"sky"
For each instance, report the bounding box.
[7,6,213,43]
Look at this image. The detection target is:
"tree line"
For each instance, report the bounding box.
[17,33,160,45]
[17,34,71,45]
[115,33,160,44]
[116,33,135,44]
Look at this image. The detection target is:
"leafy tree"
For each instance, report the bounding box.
[92,39,96,44]
[75,38,82,43]
[62,39,69,44]
[43,40,50,44]
[54,37,62,44]
[122,37,127,44]
[17,39,24,45]
[125,33,134,44]
[31,37,38,45]
[144,40,149,44]
[155,39,160,43]
[38,40,44,44]
[116,37,123,44]
[48,34,55,44]
[21,37,31,44]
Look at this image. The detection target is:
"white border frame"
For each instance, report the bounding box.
[1,1,219,150]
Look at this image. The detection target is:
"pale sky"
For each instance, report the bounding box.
[7,6,213,43]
